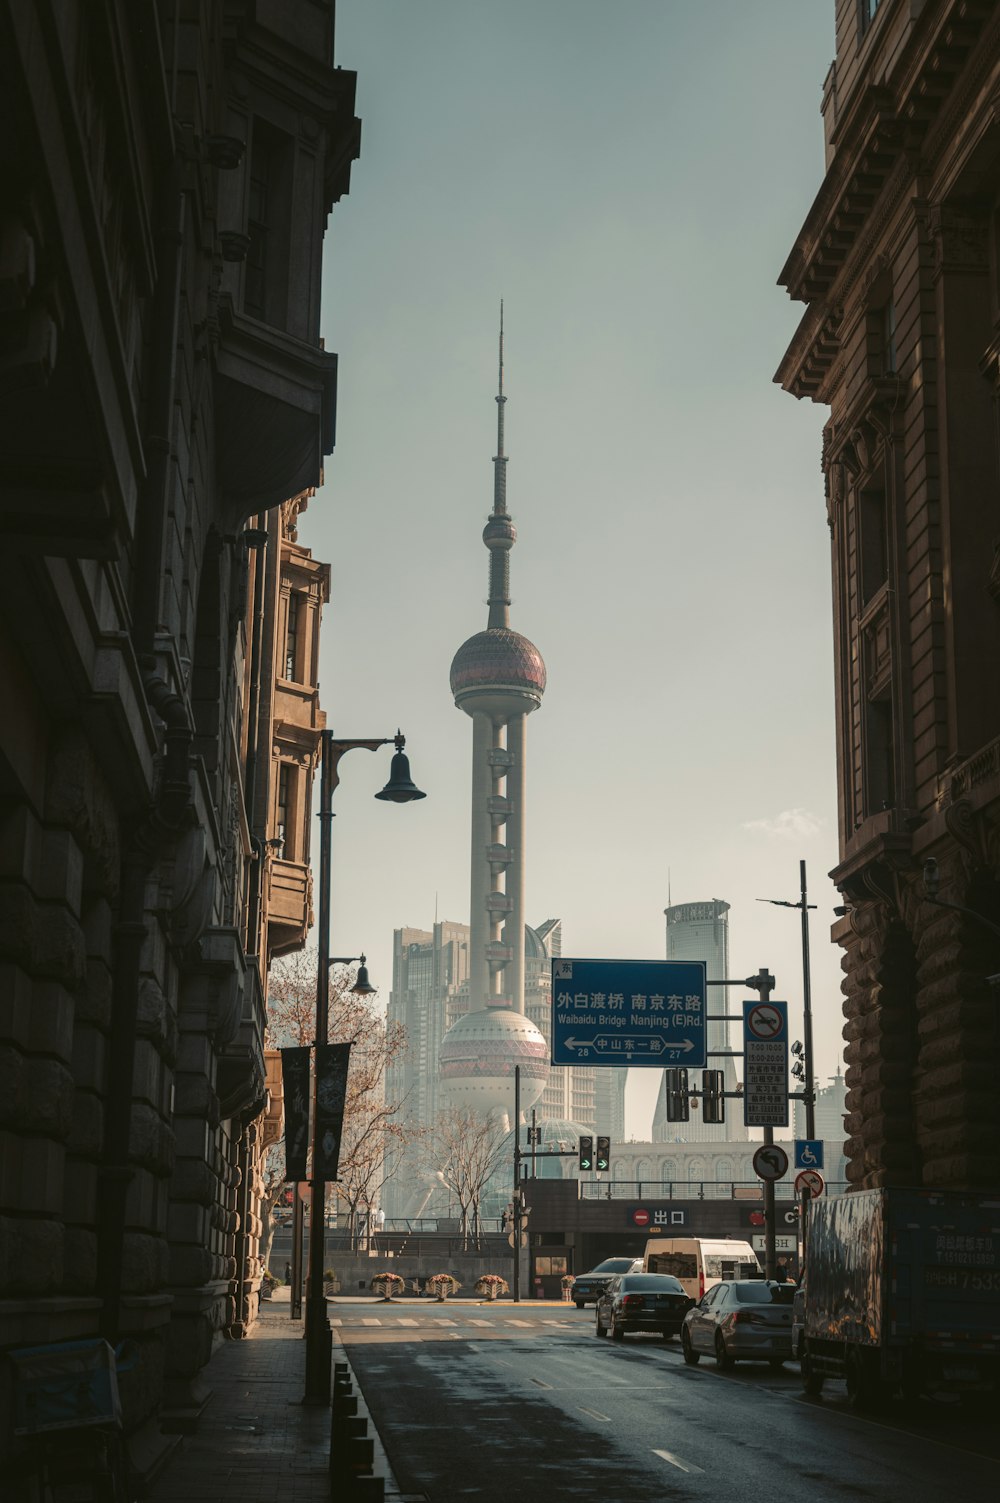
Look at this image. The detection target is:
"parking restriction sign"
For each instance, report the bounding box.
[743,999,789,1128]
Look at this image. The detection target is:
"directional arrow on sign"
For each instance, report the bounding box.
[563,1035,696,1053]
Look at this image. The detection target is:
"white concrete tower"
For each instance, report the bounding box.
[440,309,549,1120]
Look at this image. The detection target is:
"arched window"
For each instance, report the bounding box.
[686,1157,705,1190]
[634,1157,650,1188]
[713,1157,733,1201]
[658,1158,677,1194]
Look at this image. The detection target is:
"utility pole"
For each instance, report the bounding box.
[512,1065,521,1303]
[799,860,816,1270]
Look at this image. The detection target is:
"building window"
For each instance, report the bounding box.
[881,301,897,374]
[859,487,888,605]
[858,0,881,37]
[284,591,301,680]
[276,762,292,858]
[244,121,291,326]
[865,692,894,813]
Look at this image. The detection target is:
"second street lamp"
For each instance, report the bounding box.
[304,730,425,1405]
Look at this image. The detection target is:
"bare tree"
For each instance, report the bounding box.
[432,1107,510,1251]
[264,949,413,1255]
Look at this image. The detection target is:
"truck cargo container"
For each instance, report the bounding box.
[800,1187,1000,1408]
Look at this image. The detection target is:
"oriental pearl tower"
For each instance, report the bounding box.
[438,309,549,1124]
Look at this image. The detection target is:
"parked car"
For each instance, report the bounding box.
[681,1279,795,1369]
[571,1257,643,1308]
[595,1273,694,1341]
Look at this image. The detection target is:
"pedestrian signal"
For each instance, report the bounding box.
[595,1135,611,1172]
[578,1134,594,1171]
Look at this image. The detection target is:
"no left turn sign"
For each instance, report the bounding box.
[752,1144,789,1181]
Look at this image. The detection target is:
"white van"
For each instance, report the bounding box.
[642,1237,761,1300]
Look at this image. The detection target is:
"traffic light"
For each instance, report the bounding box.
[702,1069,725,1124]
[595,1135,611,1172]
[665,1068,689,1122]
[578,1134,594,1171]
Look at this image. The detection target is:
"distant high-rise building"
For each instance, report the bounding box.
[383,921,471,1219]
[652,899,747,1143]
[524,920,625,1136]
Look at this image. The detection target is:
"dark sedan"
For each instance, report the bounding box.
[571,1257,642,1308]
[595,1273,694,1341]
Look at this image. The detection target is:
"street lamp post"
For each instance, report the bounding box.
[303,729,424,1405]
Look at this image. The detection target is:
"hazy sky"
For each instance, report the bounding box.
[309,1,839,1139]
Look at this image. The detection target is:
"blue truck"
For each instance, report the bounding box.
[799,1187,1000,1409]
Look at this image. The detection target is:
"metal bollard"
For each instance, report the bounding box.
[343,1435,374,1475]
[345,1476,385,1501]
[331,1415,368,1444]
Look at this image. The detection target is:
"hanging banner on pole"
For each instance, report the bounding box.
[280,1047,311,1182]
[743,999,789,1128]
[314,1042,353,1179]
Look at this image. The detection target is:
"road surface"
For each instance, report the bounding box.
[336,1300,998,1502]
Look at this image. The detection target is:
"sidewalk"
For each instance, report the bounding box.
[146,1292,398,1503]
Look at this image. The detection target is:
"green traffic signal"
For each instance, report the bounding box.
[578,1134,593,1171]
[596,1134,611,1172]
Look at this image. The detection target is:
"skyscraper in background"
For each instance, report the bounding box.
[652,899,747,1142]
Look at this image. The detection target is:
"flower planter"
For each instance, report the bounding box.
[426,1275,461,1303]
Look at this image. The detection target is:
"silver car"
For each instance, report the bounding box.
[681,1279,795,1369]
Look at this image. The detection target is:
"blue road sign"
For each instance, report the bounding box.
[794,1139,824,1171]
[550,957,707,1068]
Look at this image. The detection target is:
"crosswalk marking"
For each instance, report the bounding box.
[505,1319,532,1327]
[361,1318,382,1326]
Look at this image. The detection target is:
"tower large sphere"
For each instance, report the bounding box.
[439,1007,548,1117]
[450,627,547,718]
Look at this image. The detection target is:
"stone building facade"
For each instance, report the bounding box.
[777,0,1000,1190]
[0,0,354,1464]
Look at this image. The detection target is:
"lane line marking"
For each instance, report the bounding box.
[530,1377,553,1389]
[653,1448,704,1474]
[578,1406,611,1421]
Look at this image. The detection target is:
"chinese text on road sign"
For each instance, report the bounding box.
[743,999,789,1128]
[551,958,707,1068]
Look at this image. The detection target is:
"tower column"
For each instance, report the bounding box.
[469,710,493,1009]
[507,712,527,1014]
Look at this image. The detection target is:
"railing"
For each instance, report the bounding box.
[577,1179,850,1201]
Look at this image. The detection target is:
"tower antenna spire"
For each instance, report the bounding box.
[486,302,512,628]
